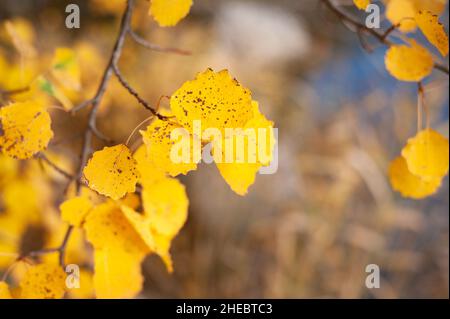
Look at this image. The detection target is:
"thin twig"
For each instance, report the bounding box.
[36,152,74,180]
[0,86,30,97]
[112,63,166,119]
[129,29,191,55]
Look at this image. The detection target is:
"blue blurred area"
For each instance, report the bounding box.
[311,8,449,121]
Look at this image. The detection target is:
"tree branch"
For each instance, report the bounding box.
[36,152,74,180]
[128,29,191,55]
[112,63,167,119]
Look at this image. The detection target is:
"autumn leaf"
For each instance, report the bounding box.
[149,0,193,27]
[170,68,254,134]
[389,156,441,199]
[0,282,12,299]
[401,129,449,180]
[0,101,53,159]
[415,10,449,57]
[83,202,149,298]
[353,0,370,10]
[51,47,81,91]
[215,101,275,195]
[60,196,93,227]
[140,118,198,177]
[385,40,434,82]
[83,144,139,200]
[18,263,66,299]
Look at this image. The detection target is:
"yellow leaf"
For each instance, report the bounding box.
[83,144,139,200]
[415,10,449,57]
[386,0,418,32]
[214,101,275,195]
[83,202,149,298]
[19,263,66,299]
[389,156,441,199]
[140,119,198,177]
[35,76,74,111]
[0,282,12,299]
[93,247,144,299]
[141,177,188,237]
[121,205,175,273]
[60,196,93,227]
[84,202,148,252]
[385,40,434,82]
[170,68,254,134]
[67,269,94,299]
[354,0,370,10]
[0,101,53,159]
[401,129,449,180]
[149,0,193,27]
[51,47,81,91]
[411,0,446,15]
[133,144,167,186]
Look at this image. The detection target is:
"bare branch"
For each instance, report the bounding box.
[129,29,191,55]
[112,63,167,119]
[36,152,74,180]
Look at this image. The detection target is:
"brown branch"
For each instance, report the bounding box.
[0,86,30,97]
[48,0,136,267]
[128,29,191,55]
[321,0,449,75]
[112,63,167,120]
[36,152,74,180]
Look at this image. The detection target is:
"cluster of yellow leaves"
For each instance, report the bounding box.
[169,68,275,195]
[84,69,275,199]
[383,1,449,82]
[389,129,449,199]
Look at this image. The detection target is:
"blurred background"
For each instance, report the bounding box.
[0,0,448,298]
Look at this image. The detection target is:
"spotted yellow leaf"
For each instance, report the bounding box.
[170,68,254,134]
[19,263,66,299]
[415,10,449,57]
[0,282,12,299]
[0,101,53,159]
[51,47,81,91]
[83,144,139,200]
[140,119,198,177]
[401,129,449,180]
[389,156,441,199]
[215,101,275,195]
[60,196,93,227]
[354,0,370,10]
[385,40,434,82]
[149,0,193,27]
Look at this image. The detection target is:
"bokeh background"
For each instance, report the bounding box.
[0,0,448,298]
